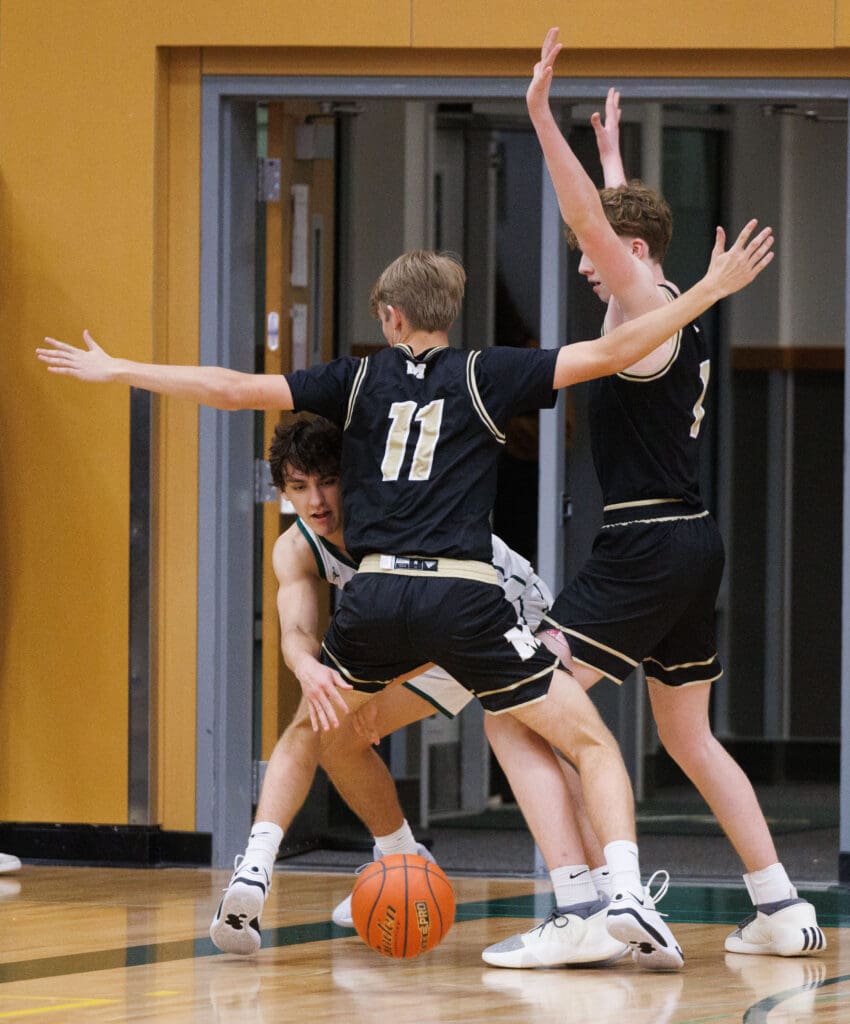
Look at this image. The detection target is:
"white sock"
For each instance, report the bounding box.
[744,863,797,906]
[550,865,598,908]
[244,821,284,878]
[591,865,613,899]
[374,819,418,856]
[604,840,642,895]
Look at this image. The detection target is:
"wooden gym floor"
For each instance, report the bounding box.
[1,865,849,1022]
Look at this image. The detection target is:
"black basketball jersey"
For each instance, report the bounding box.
[589,285,710,508]
[286,344,557,562]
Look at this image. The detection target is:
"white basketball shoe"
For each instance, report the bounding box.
[0,853,21,874]
[481,898,628,968]
[209,856,271,955]
[725,898,826,956]
[331,842,435,928]
[606,870,684,970]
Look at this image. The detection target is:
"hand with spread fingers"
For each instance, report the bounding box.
[37,330,117,382]
[704,219,775,299]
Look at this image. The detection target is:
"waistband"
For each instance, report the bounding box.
[358,554,499,585]
[601,498,707,528]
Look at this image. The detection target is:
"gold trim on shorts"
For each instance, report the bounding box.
[604,497,683,511]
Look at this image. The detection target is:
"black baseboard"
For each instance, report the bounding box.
[0,822,211,867]
[647,738,839,791]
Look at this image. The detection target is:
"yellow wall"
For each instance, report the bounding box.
[2,0,850,831]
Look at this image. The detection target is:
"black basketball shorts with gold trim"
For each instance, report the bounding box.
[320,567,558,713]
[543,510,725,688]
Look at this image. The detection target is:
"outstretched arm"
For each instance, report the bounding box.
[591,87,627,188]
[36,329,293,411]
[553,220,774,388]
[527,28,658,314]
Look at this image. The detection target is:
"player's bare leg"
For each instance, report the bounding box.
[481,711,628,967]
[319,685,437,834]
[210,691,373,953]
[319,684,444,927]
[508,668,634,842]
[484,714,587,867]
[649,679,825,956]
[506,668,682,969]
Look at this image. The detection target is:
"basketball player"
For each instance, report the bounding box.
[38,224,773,970]
[209,416,590,957]
[483,27,824,965]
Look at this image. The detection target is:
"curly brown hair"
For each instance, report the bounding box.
[565,180,673,262]
[268,416,341,491]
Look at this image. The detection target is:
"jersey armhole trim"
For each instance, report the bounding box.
[466,351,506,443]
[344,357,369,430]
[295,518,327,581]
[617,287,683,382]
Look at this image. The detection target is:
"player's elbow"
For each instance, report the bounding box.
[217,373,252,410]
[214,370,266,411]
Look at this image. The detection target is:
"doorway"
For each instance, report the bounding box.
[195,76,849,873]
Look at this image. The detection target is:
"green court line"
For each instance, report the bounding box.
[0,884,847,987]
[743,972,850,1023]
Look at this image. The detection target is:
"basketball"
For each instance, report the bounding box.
[350,853,456,958]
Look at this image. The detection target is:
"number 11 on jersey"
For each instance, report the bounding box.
[381,400,445,481]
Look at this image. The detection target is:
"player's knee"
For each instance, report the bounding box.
[280,710,319,754]
[657,721,716,766]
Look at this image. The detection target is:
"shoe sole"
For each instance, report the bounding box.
[607,908,684,970]
[481,943,627,969]
[209,882,265,955]
[482,930,628,969]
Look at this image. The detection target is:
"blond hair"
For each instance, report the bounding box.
[369,250,466,332]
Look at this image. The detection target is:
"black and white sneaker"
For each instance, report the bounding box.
[725,898,826,956]
[209,856,270,955]
[481,898,628,968]
[606,870,684,971]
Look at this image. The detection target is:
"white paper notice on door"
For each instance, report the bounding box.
[291,184,309,288]
[291,303,308,371]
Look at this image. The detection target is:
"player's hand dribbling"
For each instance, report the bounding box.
[296,658,352,732]
[37,330,117,382]
[704,220,775,299]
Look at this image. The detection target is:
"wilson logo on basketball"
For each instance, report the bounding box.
[376,904,398,956]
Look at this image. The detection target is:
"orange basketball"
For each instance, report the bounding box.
[350,853,455,959]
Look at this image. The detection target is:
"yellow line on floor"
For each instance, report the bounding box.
[0,998,116,1017]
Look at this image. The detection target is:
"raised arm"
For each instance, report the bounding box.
[591,87,627,188]
[273,530,353,732]
[553,220,774,389]
[527,28,659,314]
[36,330,293,411]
